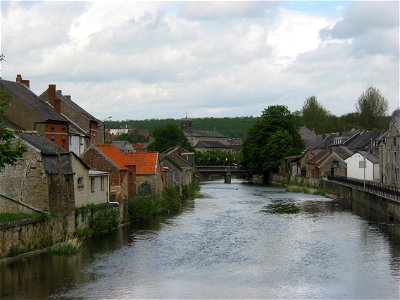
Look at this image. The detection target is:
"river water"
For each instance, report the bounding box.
[1,180,400,299]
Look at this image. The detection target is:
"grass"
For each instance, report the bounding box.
[261,199,301,214]
[0,213,35,223]
[50,237,82,255]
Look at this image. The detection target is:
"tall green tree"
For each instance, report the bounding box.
[356,86,389,130]
[301,96,330,133]
[0,55,26,170]
[147,122,194,153]
[242,105,304,175]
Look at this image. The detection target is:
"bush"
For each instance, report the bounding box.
[160,187,181,214]
[89,208,118,234]
[128,195,158,220]
[75,227,94,238]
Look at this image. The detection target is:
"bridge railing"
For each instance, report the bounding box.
[327,175,400,201]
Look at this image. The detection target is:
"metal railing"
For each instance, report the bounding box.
[327,175,400,201]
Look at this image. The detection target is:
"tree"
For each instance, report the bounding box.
[242,105,304,175]
[0,55,26,170]
[301,96,330,133]
[147,122,194,153]
[356,86,389,130]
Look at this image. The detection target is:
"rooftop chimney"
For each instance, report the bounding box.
[16,74,30,88]
[48,84,61,113]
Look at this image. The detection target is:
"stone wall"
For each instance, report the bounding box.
[0,146,49,212]
[1,202,130,260]
[321,180,400,222]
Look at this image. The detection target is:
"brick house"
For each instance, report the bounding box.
[82,144,136,200]
[39,84,104,153]
[125,152,163,195]
[380,109,400,187]
[0,76,70,151]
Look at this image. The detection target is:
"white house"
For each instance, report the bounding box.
[345,151,379,181]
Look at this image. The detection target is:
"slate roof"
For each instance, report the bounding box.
[112,140,135,152]
[160,153,192,170]
[195,141,230,149]
[344,130,383,150]
[55,91,99,122]
[0,79,68,123]
[18,131,67,155]
[358,151,379,164]
[315,133,337,149]
[387,109,400,138]
[185,129,226,138]
[126,152,158,175]
[299,126,322,148]
[17,131,73,175]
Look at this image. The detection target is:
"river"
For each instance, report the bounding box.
[1,180,400,299]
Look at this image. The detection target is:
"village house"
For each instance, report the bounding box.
[82,144,136,200]
[160,152,194,194]
[380,109,400,187]
[125,152,163,195]
[0,76,70,151]
[0,132,108,213]
[39,84,105,153]
[112,140,135,153]
[305,149,347,179]
[345,151,379,182]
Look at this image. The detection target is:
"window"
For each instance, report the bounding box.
[394,152,397,163]
[91,178,95,193]
[394,138,397,147]
[77,177,84,188]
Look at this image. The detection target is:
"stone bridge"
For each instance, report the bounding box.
[195,165,250,183]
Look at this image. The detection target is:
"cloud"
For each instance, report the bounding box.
[1,1,398,120]
[320,1,399,57]
[178,1,277,20]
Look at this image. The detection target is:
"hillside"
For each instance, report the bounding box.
[104,117,258,139]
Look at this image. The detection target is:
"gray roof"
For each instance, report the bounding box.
[18,132,67,155]
[387,109,400,138]
[17,131,73,175]
[112,140,135,152]
[55,91,99,122]
[0,79,68,123]
[195,141,230,149]
[358,151,379,164]
[315,133,337,149]
[344,130,383,150]
[299,126,322,148]
[184,129,226,138]
[160,153,192,170]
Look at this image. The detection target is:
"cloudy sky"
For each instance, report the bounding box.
[1,1,399,121]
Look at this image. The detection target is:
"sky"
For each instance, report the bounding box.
[1,1,399,121]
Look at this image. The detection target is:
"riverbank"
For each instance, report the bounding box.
[0,181,201,263]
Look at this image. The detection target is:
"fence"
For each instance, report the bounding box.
[328,175,400,201]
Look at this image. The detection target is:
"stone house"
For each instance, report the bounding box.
[306,149,347,179]
[125,152,163,195]
[0,132,110,213]
[380,109,400,187]
[180,117,231,152]
[345,151,379,182]
[160,153,193,194]
[82,144,136,200]
[0,76,70,151]
[39,84,105,154]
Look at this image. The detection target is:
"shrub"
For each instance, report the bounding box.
[75,227,94,238]
[128,195,157,220]
[89,208,118,234]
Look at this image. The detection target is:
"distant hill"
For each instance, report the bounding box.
[104,117,258,138]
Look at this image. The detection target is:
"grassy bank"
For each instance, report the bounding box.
[129,180,202,220]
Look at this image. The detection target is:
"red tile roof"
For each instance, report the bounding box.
[126,152,158,175]
[96,144,132,170]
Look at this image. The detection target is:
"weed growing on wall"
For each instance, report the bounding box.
[74,227,94,238]
[50,236,82,255]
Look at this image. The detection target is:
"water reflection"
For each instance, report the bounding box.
[1,180,399,299]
